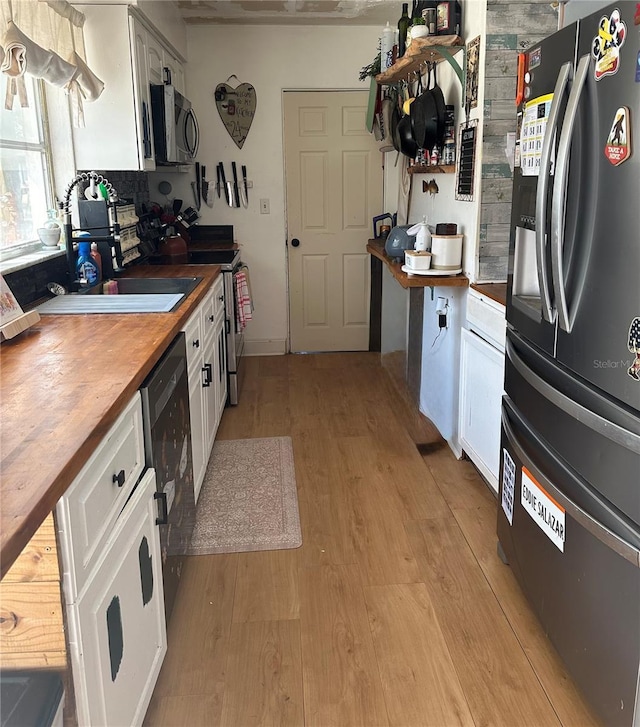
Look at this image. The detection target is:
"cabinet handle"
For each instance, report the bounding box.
[193,338,200,348]
[154,491,168,525]
[112,469,125,487]
[208,315,214,323]
[202,363,212,387]
[225,319,230,335]
[218,295,224,302]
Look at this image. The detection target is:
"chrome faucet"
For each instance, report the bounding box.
[62,171,124,289]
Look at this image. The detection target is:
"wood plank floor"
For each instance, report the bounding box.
[144,353,601,727]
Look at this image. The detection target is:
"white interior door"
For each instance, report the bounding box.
[284,91,383,352]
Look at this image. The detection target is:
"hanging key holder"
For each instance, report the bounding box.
[214,74,257,149]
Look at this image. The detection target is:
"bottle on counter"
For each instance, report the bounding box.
[90,242,102,283]
[76,241,99,287]
[397,3,411,57]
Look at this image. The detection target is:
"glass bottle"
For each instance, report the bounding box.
[397,3,411,57]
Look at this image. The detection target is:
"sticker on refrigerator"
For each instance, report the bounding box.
[519,93,553,177]
[628,317,640,380]
[501,449,516,525]
[636,50,640,82]
[529,46,542,70]
[605,106,632,165]
[521,467,565,552]
[591,9,626,81]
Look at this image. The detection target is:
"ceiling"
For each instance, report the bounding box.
[175,0,399,25]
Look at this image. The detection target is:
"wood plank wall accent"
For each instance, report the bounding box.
[0,514,66,669]
[478,0,558,281]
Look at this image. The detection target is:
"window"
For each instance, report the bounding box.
[0,76,55,254]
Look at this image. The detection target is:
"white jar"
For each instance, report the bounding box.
[430,234,463,270]
[410,24,429,39]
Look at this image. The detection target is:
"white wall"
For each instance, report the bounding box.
[158,24,381,355]
[136,0,188,59]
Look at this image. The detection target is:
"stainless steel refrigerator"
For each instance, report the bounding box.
[497,3,640,725]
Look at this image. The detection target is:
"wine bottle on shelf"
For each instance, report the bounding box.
[397,3,411,57]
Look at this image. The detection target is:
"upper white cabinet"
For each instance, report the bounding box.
[72,5,184,171]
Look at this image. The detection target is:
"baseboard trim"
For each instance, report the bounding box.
[243,339,287,356]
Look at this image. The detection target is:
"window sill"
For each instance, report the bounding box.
[0,247,66,276]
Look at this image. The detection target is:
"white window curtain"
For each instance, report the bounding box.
[0,0,104,126]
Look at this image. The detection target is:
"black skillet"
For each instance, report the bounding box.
[430,62,446,151]
[410,65,432,150]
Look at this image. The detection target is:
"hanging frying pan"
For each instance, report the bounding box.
[430,62,447,150]
[397,112,418,158]
[410,65,433,150]
[390,100,402,154]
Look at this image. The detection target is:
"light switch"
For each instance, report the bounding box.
[260,199,270,214]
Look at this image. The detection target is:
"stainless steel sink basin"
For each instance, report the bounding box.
[37,277,203,315]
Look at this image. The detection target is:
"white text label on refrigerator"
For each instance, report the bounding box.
[521,467,566,551]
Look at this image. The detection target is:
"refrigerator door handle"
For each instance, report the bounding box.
[502,398,640,567]
[507,337,640,454]
[535,61,572,324]
[551,53,590,333]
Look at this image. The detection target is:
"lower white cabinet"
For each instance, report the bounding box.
[459,289,507,494]
[67,469,166,727]
[182,274,227,503]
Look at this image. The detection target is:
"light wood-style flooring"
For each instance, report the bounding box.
[144,353,601,727]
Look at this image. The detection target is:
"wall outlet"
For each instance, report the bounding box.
[260,198,270,214]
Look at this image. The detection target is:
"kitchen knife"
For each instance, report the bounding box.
[201,165,208,205]
[195,162,201,210]
[219,163,233,207]
[231,162,241,208]
[241,165,248,208]
[216,164,222,198]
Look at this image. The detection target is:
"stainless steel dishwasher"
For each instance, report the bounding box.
[140,332,195,622]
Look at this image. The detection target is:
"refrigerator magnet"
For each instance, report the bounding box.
[628,318,640,381]
[636,51,640,82]
[604,107,631,165]
[591,9,626,80]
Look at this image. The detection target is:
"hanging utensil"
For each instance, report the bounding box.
[195,162,201,210]
[219,163,233,207]
[231,162,241,208]
[240,165,249,208]
[201,165,208,205]
[216,164,222,198]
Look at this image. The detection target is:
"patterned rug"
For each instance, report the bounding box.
[186,437,302,555]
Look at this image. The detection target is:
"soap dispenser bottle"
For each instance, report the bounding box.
[406,217,432,251]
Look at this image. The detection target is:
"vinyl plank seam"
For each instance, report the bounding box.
[448,505,564,727]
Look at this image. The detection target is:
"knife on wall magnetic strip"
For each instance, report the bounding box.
[231,162,241,208]
[219,163,233,206]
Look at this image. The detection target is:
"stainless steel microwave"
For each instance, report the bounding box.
[150,84,199,164]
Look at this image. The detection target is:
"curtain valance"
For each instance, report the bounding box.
[0,0,104,126]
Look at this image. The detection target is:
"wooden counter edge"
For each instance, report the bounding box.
[0,265,222,579]
[470,282,507,307]
[367,240,469,289]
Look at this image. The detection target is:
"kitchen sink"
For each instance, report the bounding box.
[37,277,203,315]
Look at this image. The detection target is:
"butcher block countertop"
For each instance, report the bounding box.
[367,239,469,289]
[0,264,221,578]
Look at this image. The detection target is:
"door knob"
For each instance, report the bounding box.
[291,238,300,247]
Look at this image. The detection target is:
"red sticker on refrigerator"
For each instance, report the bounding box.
[591,9,626,80]
[604,106,632,165]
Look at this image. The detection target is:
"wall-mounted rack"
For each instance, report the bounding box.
[375,35,465,89]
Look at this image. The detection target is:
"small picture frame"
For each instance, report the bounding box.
[455,119,478,201]
[465,36,481,112]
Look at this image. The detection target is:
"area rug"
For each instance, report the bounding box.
[186,436,302,555]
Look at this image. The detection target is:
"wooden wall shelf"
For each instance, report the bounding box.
[375,35,465,85]
[409,164,455,174]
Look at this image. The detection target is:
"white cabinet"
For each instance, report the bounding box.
[459,290,506,494]
[70,469,166,727]
[72,6,185,171]
[56,393,166,726]
[72,6,154,171]
[182,274,227,503]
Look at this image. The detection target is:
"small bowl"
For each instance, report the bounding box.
[37,227,61,248]
[405,249,432,271]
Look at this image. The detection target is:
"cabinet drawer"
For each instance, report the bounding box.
[68,469,166,727]
[57,393,145,599]
[467,289,506,351]
[212,273,225,324]
[183,305,204,375]
[201,285,217,344]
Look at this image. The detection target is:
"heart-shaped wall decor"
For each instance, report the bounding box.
[214,80,257,149]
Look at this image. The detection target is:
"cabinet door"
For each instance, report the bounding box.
[130,16,155,171]
[459,328,505,493]
[70,469,166,727]
[202,333,218,458]
[147,32,164,86]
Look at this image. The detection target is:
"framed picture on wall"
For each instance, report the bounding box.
[455,119,478,201]
[465,36,481,111]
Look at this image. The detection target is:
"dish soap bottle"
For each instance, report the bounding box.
[407,217,432,251]
[76,240,99,287]
[90,242,103,283]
